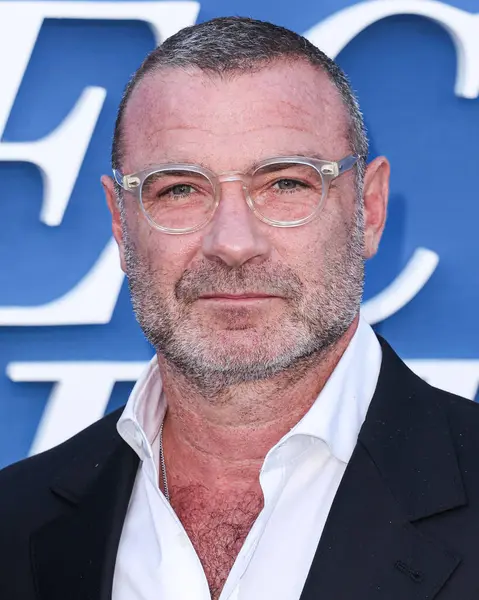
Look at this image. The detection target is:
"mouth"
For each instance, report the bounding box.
[198,293,280,301]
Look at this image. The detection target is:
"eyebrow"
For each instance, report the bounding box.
[132,151,329,174]
[290,152,329,160]
[139,159,210,170]
[247,152,329,171]
[285,152,327,161]
[253,151,329,167]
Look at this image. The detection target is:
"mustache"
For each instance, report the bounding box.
[175,262,304,304]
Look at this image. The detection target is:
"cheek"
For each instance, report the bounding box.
[317,186,356,248]
[282,209,333,254]
[141,228,203,288]
[273,206,351,285]
[272,226,327,278]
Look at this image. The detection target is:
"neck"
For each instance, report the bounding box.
[159,316,359,491]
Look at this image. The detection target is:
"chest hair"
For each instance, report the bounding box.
[171,484,264,600]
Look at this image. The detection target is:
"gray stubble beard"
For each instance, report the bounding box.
[123,206,365,394]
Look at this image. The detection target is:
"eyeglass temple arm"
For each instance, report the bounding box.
[112,169,125,188]
[337,154,360,175]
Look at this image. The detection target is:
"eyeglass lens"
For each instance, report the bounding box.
[140,163,324,231]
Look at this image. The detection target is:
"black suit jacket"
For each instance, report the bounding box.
[1,337,479,600]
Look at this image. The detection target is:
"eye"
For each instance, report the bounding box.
[273,179,307,192]
[164,184,195,197]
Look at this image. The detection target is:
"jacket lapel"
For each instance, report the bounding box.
[300,337,466,600]
[29,339,468,600]
[30,424,139,600]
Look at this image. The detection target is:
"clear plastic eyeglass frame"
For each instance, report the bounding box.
[113,154,359,235]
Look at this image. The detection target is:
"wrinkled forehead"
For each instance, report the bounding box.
[121,60,351,172]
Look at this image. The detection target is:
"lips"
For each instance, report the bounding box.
[198,293,277,300]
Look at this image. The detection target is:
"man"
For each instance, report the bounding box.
[1,15,479,600]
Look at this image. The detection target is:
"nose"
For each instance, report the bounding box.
[202,180,271,268]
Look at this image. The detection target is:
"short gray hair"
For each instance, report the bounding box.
[111,16,368,193]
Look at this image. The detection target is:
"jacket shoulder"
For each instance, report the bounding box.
[410,365,479,425]
[386,344,479,467]
[378,335,478,419]
[437,385,479,452]
[0,407,128,589]
[0,407,125,490]
[440,385,479,418]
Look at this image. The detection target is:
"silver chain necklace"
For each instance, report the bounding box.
[159,420,170,502]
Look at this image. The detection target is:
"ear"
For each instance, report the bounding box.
[362,156,390,259]
[101,175,127,273]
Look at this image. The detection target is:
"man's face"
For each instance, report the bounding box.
[106,60,385,390]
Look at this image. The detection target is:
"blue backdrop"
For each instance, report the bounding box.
[0,0,478,468]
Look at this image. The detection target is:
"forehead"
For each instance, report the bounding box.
[121,60,351,172]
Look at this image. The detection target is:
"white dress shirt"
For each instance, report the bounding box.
[113,316,382,600]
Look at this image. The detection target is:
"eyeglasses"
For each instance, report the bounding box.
[113,154,359,235]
